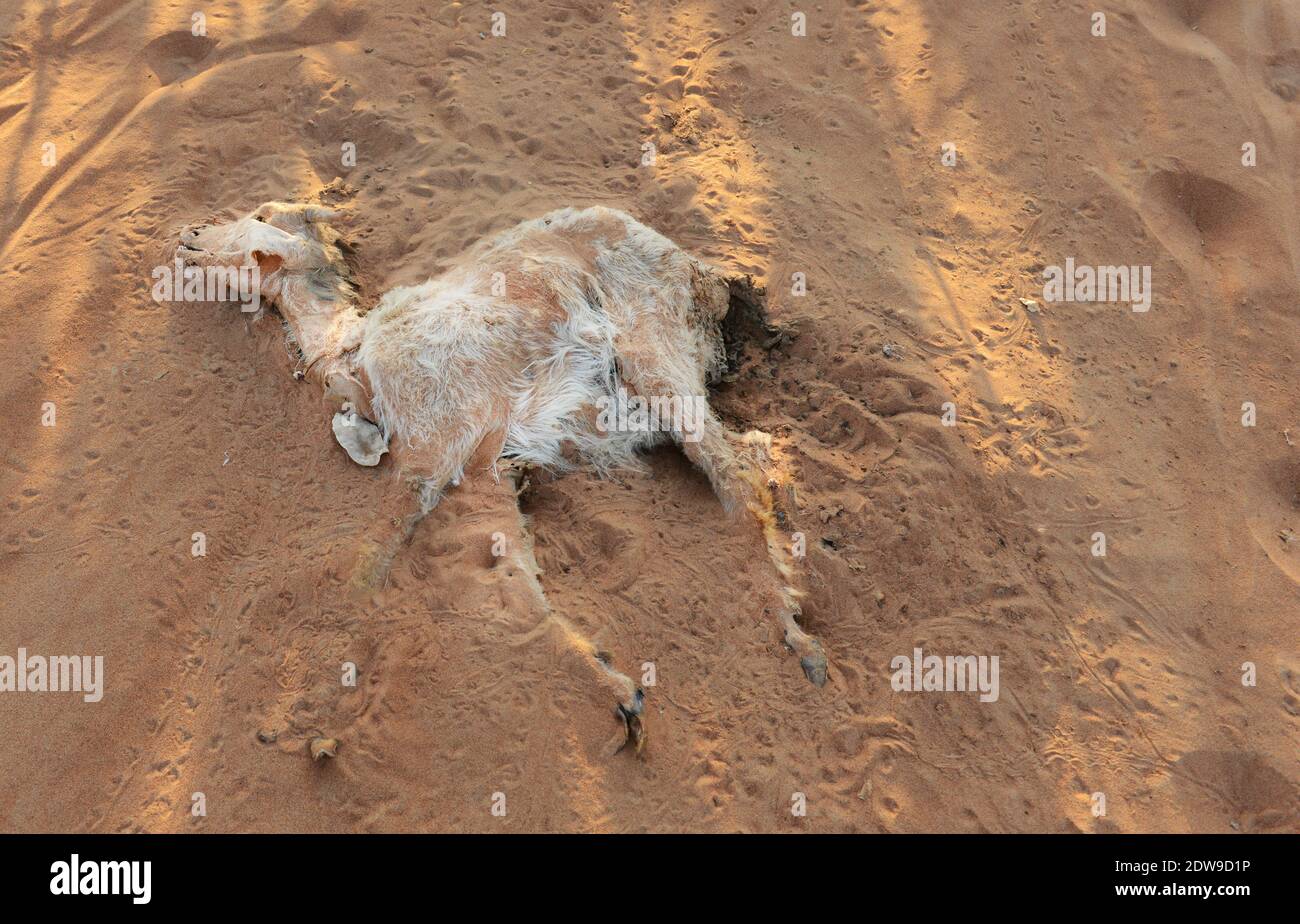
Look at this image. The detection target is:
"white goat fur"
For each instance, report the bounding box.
[360,207,727,493]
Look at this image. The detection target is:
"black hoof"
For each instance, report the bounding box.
[615,689,646,755]
[800,648,828,687]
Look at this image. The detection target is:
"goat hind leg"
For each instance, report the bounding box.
[487,463,647,754]
[690,420,828,687]
[737,444,828,688]
[618,356,828,687]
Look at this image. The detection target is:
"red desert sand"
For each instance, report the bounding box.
[0,0,1296,832]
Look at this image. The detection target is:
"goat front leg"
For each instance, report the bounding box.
[618,350,829,687]
[346,475,432,598]
[342,421,478,597]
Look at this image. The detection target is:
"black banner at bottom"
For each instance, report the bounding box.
[0,833,1287,910]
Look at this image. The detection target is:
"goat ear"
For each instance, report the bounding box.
[251,250,283,274]
[332,410,387,466]
[302,206,340,223]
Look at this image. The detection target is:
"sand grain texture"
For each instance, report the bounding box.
[0,0,1297,833]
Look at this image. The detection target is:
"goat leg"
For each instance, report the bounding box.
[489,462,647,755]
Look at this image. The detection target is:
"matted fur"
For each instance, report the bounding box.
[357,207,729,491]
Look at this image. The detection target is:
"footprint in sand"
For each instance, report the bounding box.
[141,31,217,87]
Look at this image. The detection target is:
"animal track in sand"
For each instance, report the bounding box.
[1159,0,1215,27]
[1142,167,1255,249]
[141,31,217,86]
[1265,49,1300,100]
[1167,750,1298,831]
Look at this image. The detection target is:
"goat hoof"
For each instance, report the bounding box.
[615,689,646,755]
[800,644,828,687]
[783,622,828,687]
